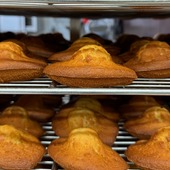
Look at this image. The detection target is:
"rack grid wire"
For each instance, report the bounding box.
[0,78,170,95]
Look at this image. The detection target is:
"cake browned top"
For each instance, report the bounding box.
[48,37,101,62]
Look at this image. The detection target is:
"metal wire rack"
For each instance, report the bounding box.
[0,78,170,96]
[38,120,139,170]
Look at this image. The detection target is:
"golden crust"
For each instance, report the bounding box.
[48,37,101,62]
[124,106,170,139]
[58,96,120,122]
[124,41,170,78]
[119,96,160,120]
[52,107,118,146]
[14,95,55,122]
[73,96,120,121]
[0,125,45,169]
[44,44,137,87]
[125,126,170,170]
[0,41,47,82]
[48,128,129,170]
[0,106,45,138]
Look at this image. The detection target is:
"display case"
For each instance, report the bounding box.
[0,1,170,170]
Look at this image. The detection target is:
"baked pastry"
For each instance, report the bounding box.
[14,95,56,122]
[83,33,122,63]
[73,96,120,122]
[0,125,45,170]
[125,126,170,170]
[119,95,160,120]
[44,44,137,87]
[59,96,120,122]
[73,96,103,113]
[39,32,71,52]
[19,35,55,58]
[0,106,45,138]
[0,41,47,83]
[52,107,119,146]
[48,128,129,170]
[124,40,170,78]
[48,37,101,62]
[124,106,170,139]
[119,39,151,63]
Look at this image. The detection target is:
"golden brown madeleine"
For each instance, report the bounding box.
[44,44,137,87]
[52,107,118,146]
[73,96,120,122]
[0,41,47,83]
[48,128,129,170]
[14,95,55,122]
[119,39,151,63]
[124,106,170,139]
[125,126,170,170]
[48,37,101,62]
[19,35,55,58]
[73,96,103,113]
[57,96,120,122]
[0,106,45,138]
[0,125,45,170]
[6,38,47,61]
[124,40,170,78]
[119,95,160,120]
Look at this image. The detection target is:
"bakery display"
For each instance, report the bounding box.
[14,95,56,122]
[125,126,170,170]
[124,106,170,139]
[124,40,170,78]
[0,106,45,138]
[44,44,137,87]
[52,107,119,146]
[48,128,129,170]
[0,125,45,170]
[0,40,47,83]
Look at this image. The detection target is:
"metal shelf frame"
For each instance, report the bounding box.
[0,78,170,95]
[1,1,170,17]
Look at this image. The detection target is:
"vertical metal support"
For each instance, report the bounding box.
[70,18,81,41]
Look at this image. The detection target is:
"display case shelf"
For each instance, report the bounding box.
[1,0,170,17]
[0,78,170,95]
